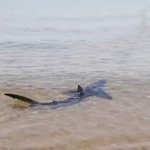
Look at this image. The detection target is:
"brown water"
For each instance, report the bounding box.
[1,1,150,149]
[1,78,150,150]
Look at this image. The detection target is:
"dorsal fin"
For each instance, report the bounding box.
[77,85,84,95]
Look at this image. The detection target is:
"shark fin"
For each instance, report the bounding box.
[4,93,39,104]
[95,90,112,100]
[77,85,84,95]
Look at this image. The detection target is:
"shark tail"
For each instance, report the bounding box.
[4,93,39,105]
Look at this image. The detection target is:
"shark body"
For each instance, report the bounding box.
[4,80,112,109]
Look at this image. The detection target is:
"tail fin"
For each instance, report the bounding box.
[4,93,39,104]
[77,85,84,96]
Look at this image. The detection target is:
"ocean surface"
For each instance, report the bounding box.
[1,0,150,149]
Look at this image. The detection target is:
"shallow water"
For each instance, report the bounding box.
[1,0,150,149]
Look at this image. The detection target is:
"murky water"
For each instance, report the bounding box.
[1,0,150,149]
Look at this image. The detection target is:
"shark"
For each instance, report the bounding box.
[4,80,112,109]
